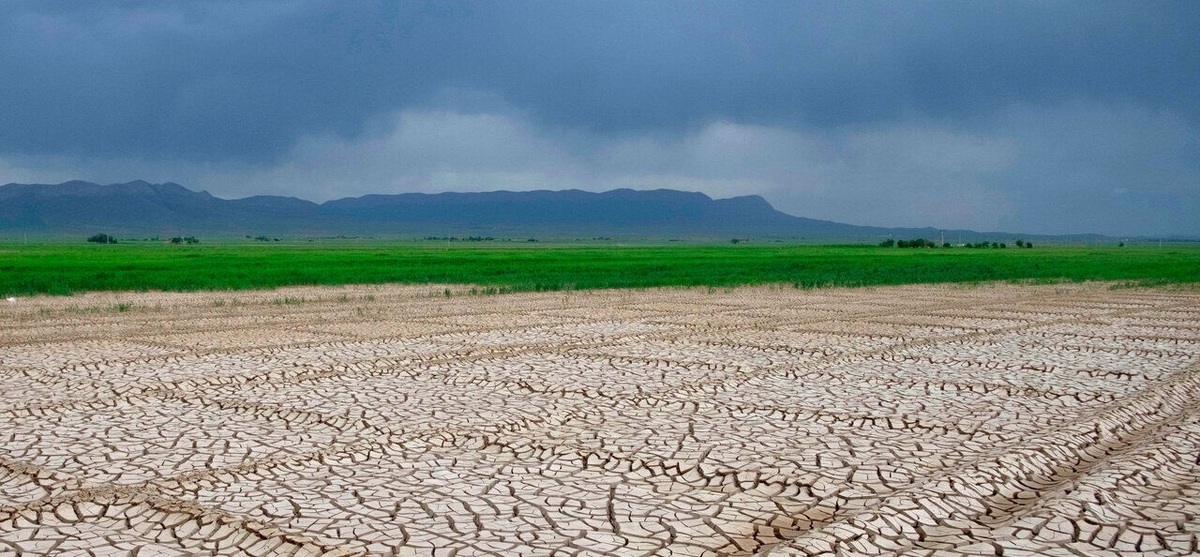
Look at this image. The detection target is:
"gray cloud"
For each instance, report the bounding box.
[0,1,1197,236]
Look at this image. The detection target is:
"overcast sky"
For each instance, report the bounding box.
[1,1,1197,236]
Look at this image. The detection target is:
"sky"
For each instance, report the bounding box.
[1,1,1197,236]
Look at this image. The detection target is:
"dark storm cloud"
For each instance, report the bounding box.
[1,1,1198,236]
[1,0,1196,162]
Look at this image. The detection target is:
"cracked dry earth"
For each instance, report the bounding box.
[1,283,1199,557]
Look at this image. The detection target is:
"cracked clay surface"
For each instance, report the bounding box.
[1,282,1198,556]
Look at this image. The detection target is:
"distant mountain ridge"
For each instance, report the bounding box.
[0,180,1099,240]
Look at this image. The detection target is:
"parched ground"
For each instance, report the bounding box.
[0,282,1198,557]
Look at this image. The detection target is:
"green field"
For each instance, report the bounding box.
[1,242,1197,297]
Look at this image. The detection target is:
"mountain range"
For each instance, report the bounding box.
[0,180,1097,241]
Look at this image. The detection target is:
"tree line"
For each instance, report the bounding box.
[879,238,1033,248]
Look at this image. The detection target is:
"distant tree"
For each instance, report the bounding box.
[1119,242,1125,247]
[999,242,1007,249]
[730,238,741,244]
[86,233,117,244]
[879,239,896,247]
[170,237,183,244]
[1025,242,1033,248]
[1015,240,1025,248]
[991,242,1000,249]
[891,238,942,248]
[184,236,200,245]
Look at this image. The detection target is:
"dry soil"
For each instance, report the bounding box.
[1,282,1198,556]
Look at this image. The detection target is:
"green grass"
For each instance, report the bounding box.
[0,243,1197,297]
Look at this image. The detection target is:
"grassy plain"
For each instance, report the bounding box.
[1,242,1197,297]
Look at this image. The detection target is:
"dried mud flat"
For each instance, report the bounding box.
[1,282,1199,557]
